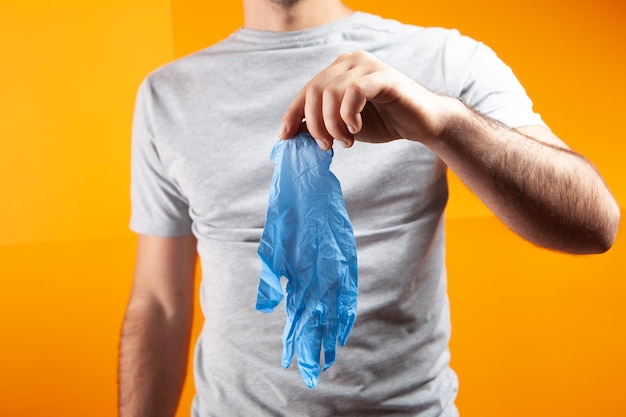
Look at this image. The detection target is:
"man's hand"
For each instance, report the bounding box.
[279,50,453,150]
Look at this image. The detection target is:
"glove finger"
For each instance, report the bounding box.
[338,310,356,346]
[256,261,284,313]
[319,286,338,371]
[321,318,337,371]
[295,309,323,389]
[282,279,307,368]
[281,313,296,369]
[338,263,358,346]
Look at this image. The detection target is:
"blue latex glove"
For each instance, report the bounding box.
[256,132,358,389]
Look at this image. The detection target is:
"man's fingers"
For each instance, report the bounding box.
[280,51,389,149]
[340,83,368,136]
[279,88,306,140]
[321,85,355,148]
[304,84,335,149]
[279,55,348,143]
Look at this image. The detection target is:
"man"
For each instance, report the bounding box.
[118,0,620,416]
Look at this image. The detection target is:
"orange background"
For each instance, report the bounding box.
[0,1,624,416]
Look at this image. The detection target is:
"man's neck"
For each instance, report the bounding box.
[242,0,353,31]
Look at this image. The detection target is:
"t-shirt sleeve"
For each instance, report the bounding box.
[441,30,547,129]
[129,78,193,236]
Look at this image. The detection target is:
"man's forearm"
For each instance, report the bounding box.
[118,299,193,417]
[429,99,620,254]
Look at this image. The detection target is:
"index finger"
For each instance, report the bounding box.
[279,88,309,138]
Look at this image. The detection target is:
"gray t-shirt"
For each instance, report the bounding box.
[130,12,544,417]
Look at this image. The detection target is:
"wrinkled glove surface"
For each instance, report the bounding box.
[256,132,358,389]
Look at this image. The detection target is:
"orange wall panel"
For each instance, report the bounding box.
[447,218,626,417]
[170,0,243,58]
[0,1,175,245]
[0,238,137,417]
